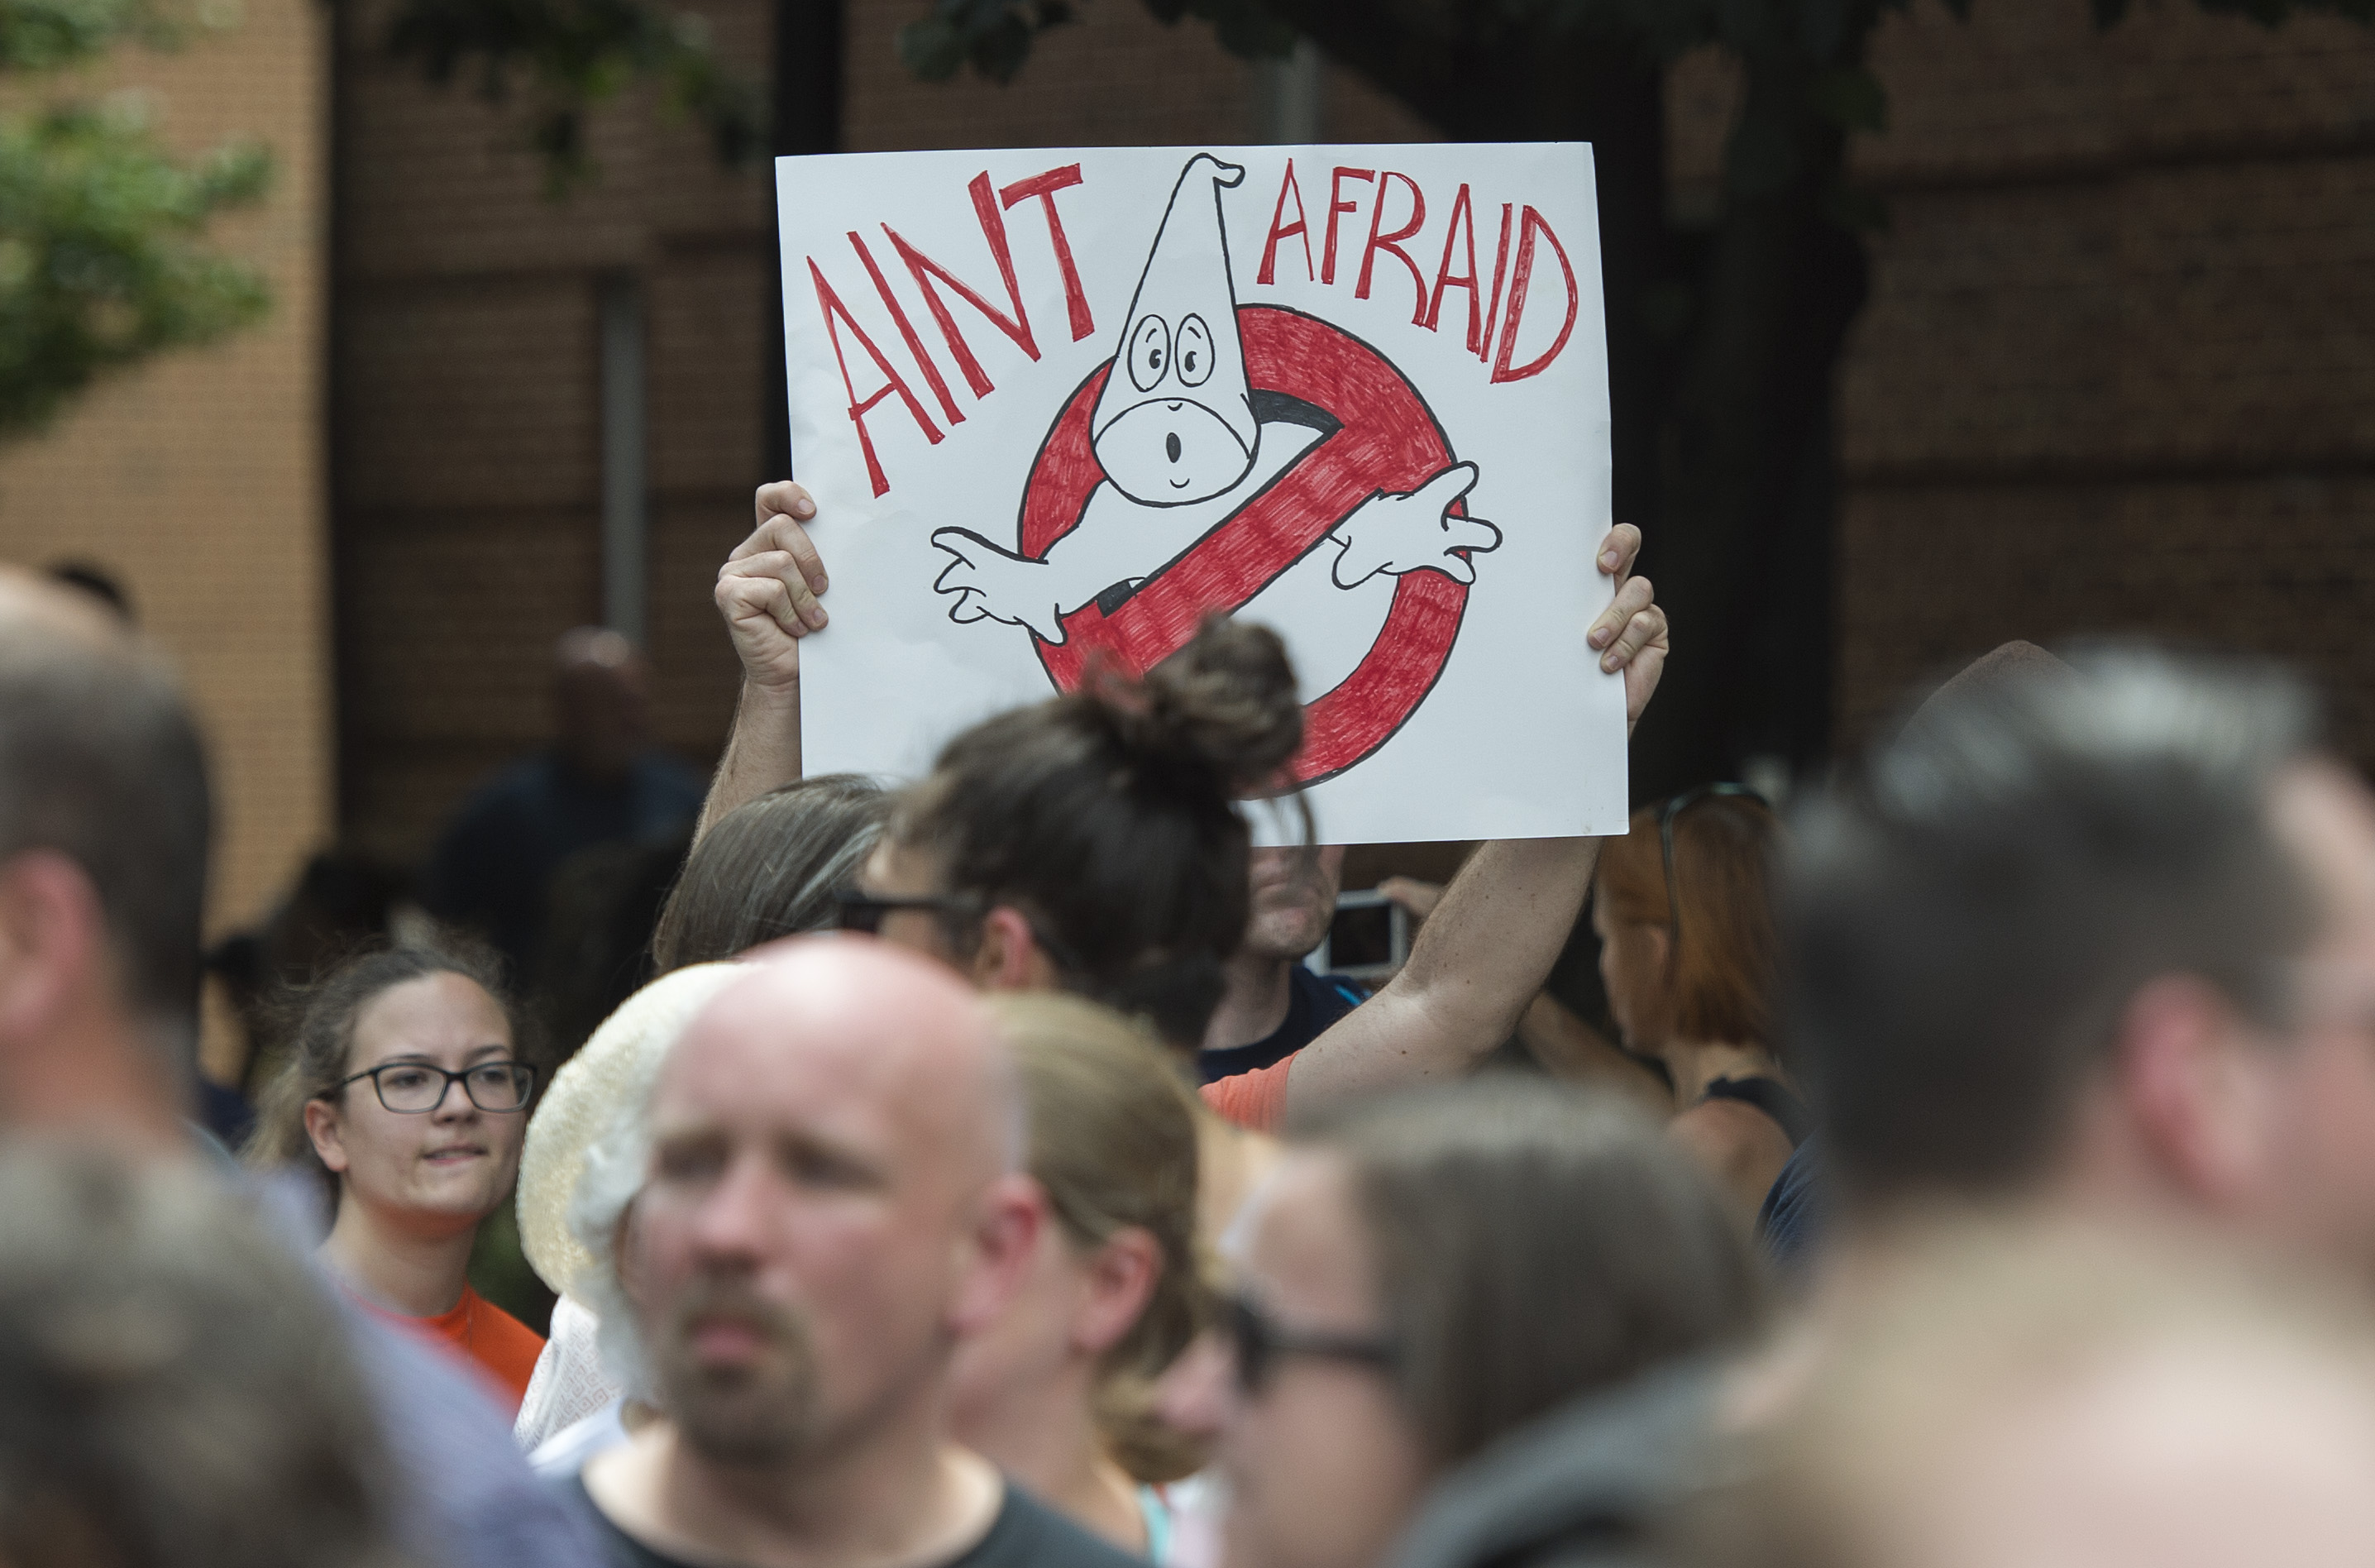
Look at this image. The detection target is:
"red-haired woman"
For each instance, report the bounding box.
[1571,786,1806,1216]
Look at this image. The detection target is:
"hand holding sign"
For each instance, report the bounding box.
[1328,462,1503,589]
[929,527,1071,644]
[1584,521,1665,734]
[716,481,832,692]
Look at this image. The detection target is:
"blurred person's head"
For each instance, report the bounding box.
[1704,1222,2375,1568]
[0,568,210,1145]
[860,618,1303,1048]
[1244,844,1345,963]
[1594,789,1780,1054]
[575,936,1039,1467]
[1783,645,2375,1277]
[247,945,533,1237]
[950,994,1212,1487]
[1213,1080,1762,1568]
[650,775,890,971]
[554,627,654,783]
[0,1140,413,1568]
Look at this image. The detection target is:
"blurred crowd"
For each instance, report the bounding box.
[7,476,2375,1568]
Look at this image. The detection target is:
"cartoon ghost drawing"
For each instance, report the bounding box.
[929,152,1501,648]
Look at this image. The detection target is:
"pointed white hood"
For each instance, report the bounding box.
[1092,153,1260,507]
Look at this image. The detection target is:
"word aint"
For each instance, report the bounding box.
[805,160,1579,499]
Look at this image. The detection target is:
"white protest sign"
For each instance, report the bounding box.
[777,144,1623,844]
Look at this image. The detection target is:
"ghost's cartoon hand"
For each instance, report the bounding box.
[929,528,1068,645]
[1328,463,1503,589]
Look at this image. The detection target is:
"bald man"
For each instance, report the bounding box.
[566,936,1140,1568]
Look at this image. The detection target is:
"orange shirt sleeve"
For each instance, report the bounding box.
[1200,1054,1294,1133]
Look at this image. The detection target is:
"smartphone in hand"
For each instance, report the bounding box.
[1312,889,1409,982]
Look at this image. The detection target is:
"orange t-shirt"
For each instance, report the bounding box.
[365,1285,546,1416]
[1200,1054,1294,1133]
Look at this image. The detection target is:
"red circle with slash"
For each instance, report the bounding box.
[1016,305,1470,785]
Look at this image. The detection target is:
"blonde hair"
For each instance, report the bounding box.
[982,993,1214,1482]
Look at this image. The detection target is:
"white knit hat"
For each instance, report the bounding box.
[515,963,746,1300]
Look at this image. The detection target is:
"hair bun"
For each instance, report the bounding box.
[1111,617,1302,794]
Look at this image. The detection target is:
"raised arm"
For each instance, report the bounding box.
[1281,525,1667,1113]
[696,481,830,843]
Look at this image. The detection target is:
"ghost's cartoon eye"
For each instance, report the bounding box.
[1174,315,1216,388]
[1127,315,1171,394]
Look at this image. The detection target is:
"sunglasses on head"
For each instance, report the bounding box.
[1225,1293,1396,1397]
[832,890,981,936]
[1657,782,1768,968]
[833,889,1092,976]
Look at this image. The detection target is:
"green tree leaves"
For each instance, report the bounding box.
[386,0,766,191]
[0,0,273,439]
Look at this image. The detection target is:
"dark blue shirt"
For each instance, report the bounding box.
[1197,964,1368,1083]
[421,750,705,977]
[1756,1135,1827,1273]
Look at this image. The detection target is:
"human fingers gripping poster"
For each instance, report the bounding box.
[777,143,1625,844]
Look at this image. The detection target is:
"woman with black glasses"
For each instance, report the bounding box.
[246,944,546,1413]
[1182,1078,1761,1568]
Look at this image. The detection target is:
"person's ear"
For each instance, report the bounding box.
[2116,973,2277,1207]
[971,906,1063,993]
[948,1172,1045,1336]
[614,1200,653,1318]
[1152,1328,1234,1440]
[1071,1225,1163,1358]
[0,850,106,1049]
[303,1095,353,1175]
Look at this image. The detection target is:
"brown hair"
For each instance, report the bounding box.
[1595,793,1779,1047]
[894,618,1304,1049]
[243,943,522,1211]
[0,1141,416,1568]
[1301,1078,1763,1470]
[651,774,890,971]
[984,993,1213,1483]
[0,583,210,1049]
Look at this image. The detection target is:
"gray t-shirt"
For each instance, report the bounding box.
[557,1470,1147,1568]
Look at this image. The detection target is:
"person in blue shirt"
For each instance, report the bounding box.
[1197,844,1369,1083]
[420,628,705,981]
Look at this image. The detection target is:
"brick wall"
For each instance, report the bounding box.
[333,0,775,863]
[1821,0,2375,759]
[336,0,2375,858]
[333,0,1425,868]
[0,0,332,936]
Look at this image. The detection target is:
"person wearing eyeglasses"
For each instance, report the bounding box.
[1578,786,1804,1220]
[1181,1078,1760,1568]
[247,945,547,1413]
[706,480,1670,1137]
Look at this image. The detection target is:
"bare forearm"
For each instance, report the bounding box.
[1518,994,1673,1115]
[1285,836,1602,1111]
[694,679,801,844]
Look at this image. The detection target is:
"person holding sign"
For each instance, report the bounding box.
[704,479,1665,1132]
